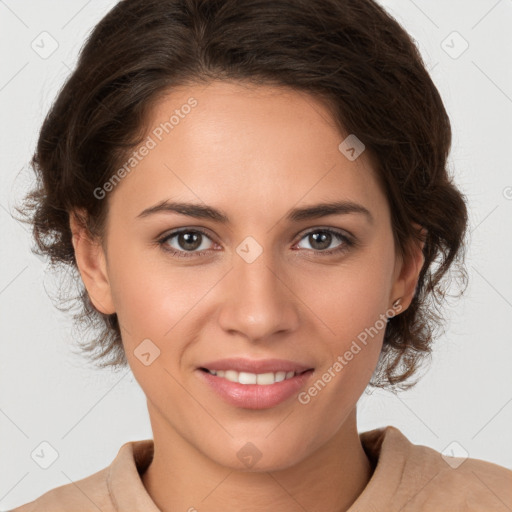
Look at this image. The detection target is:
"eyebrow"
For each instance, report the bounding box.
[136,199,374,224]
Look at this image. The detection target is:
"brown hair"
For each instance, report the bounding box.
[15,0,468,390]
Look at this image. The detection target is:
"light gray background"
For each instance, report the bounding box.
[1,0,511,508]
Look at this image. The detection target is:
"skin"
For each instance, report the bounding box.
[70,80,425,512]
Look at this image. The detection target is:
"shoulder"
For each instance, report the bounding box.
[6,439,154,512]
[6,466,112,512]
[357,425,512,511]
[410,443,512,509]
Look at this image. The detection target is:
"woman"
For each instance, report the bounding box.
[10,0,512,510]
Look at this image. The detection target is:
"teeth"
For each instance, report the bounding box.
[206,369,298,385]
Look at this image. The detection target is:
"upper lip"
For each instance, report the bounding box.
[198,357,313,374]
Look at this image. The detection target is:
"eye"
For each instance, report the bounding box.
[294,228,354,256]
[157,228,216,258]
[157,227,355,259]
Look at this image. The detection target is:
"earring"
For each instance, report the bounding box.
[392,298,401,308]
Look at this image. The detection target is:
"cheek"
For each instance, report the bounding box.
[106,239,220,355]
[295,261,392,427]
[306,257,393,344]
[299,246,394,399]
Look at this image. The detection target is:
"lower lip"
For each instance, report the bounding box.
[196,369,314,410]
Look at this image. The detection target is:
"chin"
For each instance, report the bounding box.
[203,436,313,473]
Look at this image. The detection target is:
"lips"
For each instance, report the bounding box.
[196,357,315,409]
[196,366,314,409]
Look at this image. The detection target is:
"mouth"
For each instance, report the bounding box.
[196,362,315,409]
[198,367,311,385]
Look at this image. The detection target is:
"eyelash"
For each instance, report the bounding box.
[156,227,355,259]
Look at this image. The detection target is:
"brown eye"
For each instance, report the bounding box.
[158,229,215,258]
[295,228,354,255]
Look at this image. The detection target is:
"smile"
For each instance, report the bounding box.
[197,367,315,409]
[200,368,304,385]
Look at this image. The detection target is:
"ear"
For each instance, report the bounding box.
[389,222,426,313]
[69,209,115,315]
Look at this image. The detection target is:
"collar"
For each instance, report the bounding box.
[106,426,407,510]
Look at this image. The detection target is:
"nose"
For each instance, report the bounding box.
[217,248,300,343]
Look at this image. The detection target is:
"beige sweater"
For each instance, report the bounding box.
[6,426,512,511]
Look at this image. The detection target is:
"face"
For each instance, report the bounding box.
[72,80,423,471]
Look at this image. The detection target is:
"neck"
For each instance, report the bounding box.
[141,404,373,512]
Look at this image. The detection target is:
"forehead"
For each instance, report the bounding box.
[107,80,387,226]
